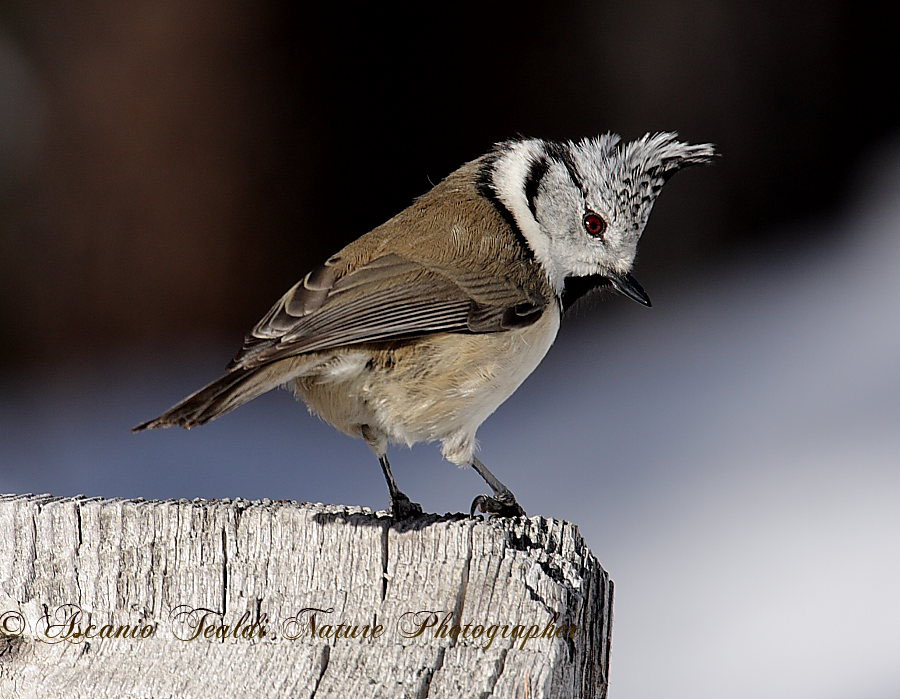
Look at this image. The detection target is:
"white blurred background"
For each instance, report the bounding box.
[2,3,899,697]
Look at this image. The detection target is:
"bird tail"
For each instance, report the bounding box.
[132,361,298,432]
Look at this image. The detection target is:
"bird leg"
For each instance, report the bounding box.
[470,457,526,518]
[378,454,423,520]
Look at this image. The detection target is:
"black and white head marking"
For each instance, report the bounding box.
[478,133,717,300]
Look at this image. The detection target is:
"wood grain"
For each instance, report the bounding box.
[0,494,612,698]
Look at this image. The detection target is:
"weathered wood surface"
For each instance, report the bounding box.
[0,494,612,698]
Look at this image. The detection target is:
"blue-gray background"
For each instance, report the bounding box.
[2,3,898,697]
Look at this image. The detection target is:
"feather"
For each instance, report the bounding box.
[230,253,545,370]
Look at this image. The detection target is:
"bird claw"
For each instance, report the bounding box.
[391,492,424,520]
[470,493,526,518]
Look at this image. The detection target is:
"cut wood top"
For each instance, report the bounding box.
[0,494,612,698]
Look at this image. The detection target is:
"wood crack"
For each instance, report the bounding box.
[221,527,228,619]
[479,647,508,699]
[449,524,474,648]
[309,644,331,698]
[73,502,83,602]
[417,646,446,699]
[380,521,389,602]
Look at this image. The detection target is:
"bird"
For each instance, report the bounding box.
[134,133,716,519]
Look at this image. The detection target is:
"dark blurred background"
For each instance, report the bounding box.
[2,3,899,698]
[1,1,895,369]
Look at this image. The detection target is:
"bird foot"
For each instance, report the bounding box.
[391,492,424,520]
[470,492,526,518]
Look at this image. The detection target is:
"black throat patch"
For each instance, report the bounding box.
[560,274,612,312]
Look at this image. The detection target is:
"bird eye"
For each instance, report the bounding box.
[583,212,606,238]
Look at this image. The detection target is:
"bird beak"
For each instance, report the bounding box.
[606,272,652,307]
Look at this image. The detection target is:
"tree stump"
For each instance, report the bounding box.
[0,493,613,698]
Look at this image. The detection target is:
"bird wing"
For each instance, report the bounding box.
[230,253,545,369]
